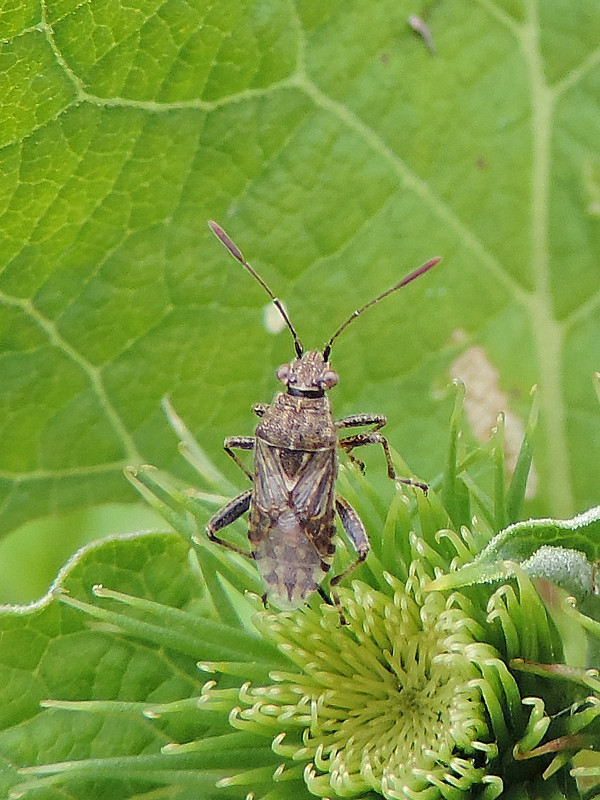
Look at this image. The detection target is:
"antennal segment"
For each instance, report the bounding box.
[323,256,441,361]
[208,221,304,357]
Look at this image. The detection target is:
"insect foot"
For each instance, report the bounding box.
[206,220,440,617]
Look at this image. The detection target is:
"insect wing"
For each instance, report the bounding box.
[251,440,336,609]
[252,511,330,610]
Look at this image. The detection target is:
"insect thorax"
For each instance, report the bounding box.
[255,392,337,451]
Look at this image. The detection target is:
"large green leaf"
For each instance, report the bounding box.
[0,0,599,553]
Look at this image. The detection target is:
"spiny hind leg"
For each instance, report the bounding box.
[322,496,371,624]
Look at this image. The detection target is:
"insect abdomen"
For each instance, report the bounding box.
[253,510,331,609]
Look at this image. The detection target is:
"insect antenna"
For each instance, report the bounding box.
[208,220,304,357]
[322,256,441,361]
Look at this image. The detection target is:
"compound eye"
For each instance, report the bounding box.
[322,369,338,389]
[276,364,292,384]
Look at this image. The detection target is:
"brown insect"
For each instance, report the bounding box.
[206,221,440,618]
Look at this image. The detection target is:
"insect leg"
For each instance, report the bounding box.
[317,585,334,606]
[223,436,255,481]
[323,496,371,624]
[332,496,370,583]
[339,429,428,492]
[336,414,386,473]
[336,412,387,431]
[206,488,253,557]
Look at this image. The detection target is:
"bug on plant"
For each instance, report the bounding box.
[206,221,440,618]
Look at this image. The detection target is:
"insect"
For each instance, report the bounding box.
[206,221,440,618]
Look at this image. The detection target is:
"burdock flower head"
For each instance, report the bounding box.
[12,391,600,800]
[198,502,577,800]
[236,572,502,798]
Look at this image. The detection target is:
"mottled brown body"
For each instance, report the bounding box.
[205,221,439,617]
[250,393,337,607]
[205,349,425,614]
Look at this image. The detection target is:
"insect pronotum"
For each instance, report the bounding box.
[206,221,440,619]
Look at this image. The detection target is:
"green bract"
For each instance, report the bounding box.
[3,389,600,799]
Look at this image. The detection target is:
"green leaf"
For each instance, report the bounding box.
[0,5,599,581]
[428,504,600,596]
[0,530,288,800]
